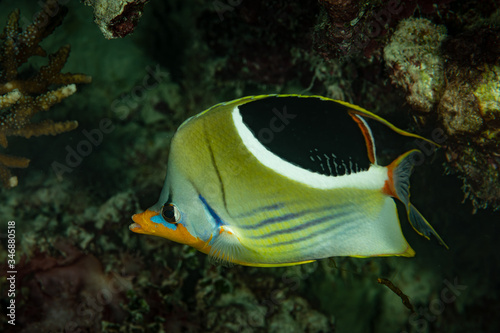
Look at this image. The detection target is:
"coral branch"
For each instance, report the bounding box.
[0,89,21,109]
[0,0,91,188]
[0,153,29,187]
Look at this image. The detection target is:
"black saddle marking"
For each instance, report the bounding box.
[238,96,372,177]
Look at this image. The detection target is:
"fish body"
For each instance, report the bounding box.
[130,95,447,267]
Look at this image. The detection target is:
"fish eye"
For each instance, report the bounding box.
[161,203,180,224]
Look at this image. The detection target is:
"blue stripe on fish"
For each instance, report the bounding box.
[251,210,353,239]
[199,194,224,227]
[151,214,178,230]
[238,212,303,230]
[235,202,287,218]
[239,203,356,231]
[265,218,355,247]
[238,204,342,230]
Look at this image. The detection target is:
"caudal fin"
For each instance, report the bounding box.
[385,150,449,249]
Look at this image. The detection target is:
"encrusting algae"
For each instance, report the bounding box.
[0,0,91,188]
[384,16,500,211]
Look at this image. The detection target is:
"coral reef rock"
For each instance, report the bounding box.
[383,16,500,210]
[84,0,150,39]
[0,0,91,188]
[384,18,447,112]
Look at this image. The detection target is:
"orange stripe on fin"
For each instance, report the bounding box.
[382,149,419,205]
[349,111,376,164]
[347,108,441,148]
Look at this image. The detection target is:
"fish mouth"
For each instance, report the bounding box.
[129,210,159,234]
[129,222,142,231]
[129,214,143,231]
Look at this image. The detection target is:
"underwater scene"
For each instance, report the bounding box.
[0,0,499,332]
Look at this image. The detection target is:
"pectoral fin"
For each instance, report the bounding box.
[209,227,249,266]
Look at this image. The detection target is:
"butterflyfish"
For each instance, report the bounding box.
[129,95,448,267]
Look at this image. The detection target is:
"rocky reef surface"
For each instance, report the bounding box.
[0,1,499,332]
[384,14,500,211]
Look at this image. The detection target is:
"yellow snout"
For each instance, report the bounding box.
[129,209,208,251]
